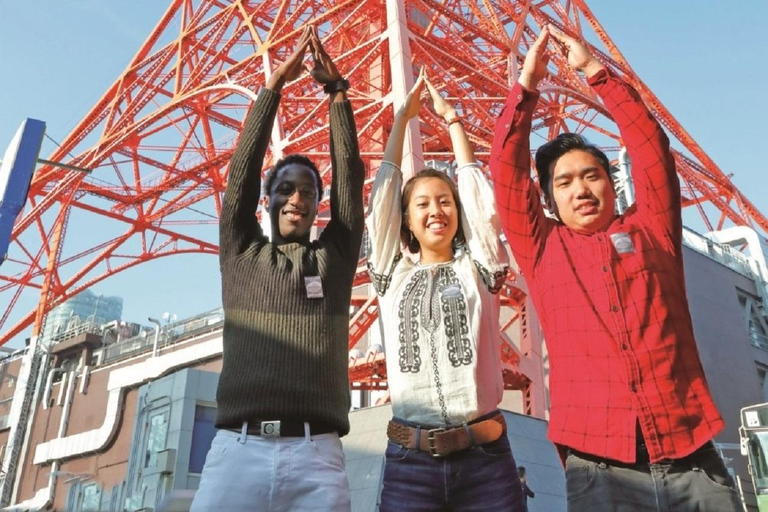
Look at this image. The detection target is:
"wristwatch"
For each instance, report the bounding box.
[323,79,350,94]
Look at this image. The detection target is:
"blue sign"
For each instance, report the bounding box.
[0,118,46,265]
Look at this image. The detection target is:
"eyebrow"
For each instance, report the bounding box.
[277,180,316,188]
[553,166,601,182]
[414,193,452,200]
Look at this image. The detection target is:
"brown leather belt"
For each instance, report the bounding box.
[387,413,506,457]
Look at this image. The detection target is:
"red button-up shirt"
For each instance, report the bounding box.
[489,69,724,463]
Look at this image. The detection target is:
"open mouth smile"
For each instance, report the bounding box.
[427,220,448,233]
[283,209,306,222]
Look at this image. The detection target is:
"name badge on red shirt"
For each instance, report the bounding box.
[304,276,323,299]
[610,232,635,254]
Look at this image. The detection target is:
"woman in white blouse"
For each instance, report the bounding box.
[366,69,526,511]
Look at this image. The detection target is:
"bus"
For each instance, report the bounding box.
[740,403,768,511]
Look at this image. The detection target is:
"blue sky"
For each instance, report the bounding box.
[0,1,766,348]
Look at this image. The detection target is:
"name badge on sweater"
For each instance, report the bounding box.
[304,276,323,299]
[610,232,635,254]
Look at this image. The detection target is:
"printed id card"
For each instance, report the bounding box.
[304,276,324,299]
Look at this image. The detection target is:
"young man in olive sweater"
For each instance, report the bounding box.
[191,27,364,512]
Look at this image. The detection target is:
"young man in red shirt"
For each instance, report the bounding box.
[490,25,741,511]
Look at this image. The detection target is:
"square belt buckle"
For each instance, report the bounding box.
[427,427,447,457]
[261,420,281,438]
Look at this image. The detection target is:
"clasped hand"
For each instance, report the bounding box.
[267,26,343,91]
[398,67,458,123]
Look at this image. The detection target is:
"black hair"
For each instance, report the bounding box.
[263,154,323,201]
[534,133,611,199]
[400,168,466,254]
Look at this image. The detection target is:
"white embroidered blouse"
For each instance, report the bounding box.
[366,161,509,426]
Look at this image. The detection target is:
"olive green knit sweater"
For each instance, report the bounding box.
[216,88,364,436]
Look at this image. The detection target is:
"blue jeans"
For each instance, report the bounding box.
[566,441,741,512]
[379,422,525,511]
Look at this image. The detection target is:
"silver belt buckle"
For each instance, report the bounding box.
[261,420,281,438]
[427,427,447,457]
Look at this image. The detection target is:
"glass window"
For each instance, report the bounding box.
[188,405,217,473]
[145,411,169,468]
[739,291,768,350]
[81,484,101,511]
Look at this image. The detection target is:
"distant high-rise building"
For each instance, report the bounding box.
[42,289,123,343]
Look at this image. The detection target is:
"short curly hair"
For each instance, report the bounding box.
[263,154,323,201]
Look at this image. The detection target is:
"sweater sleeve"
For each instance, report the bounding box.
[219,88,280,262]
[364,161,403,296]
[319,99,365,263]
[457,163,509,293]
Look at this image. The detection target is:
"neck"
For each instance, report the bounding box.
[419,246,453,264]
[272,233,310,246]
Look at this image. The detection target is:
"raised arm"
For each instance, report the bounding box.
[219,28,311,261]
[308,29,365,262]
[365,74,425,295]
[424,75,508,292]
[489,28,552,277]
[549,25,680,243]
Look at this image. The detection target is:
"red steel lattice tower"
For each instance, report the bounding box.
[2,0,766,417]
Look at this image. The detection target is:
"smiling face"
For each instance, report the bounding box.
[547,149,617,234]
[266,163,319,244]
[406,177,460,261]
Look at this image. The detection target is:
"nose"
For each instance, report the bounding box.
[428,202,444,216]
[574,179,592,198]
[288,189,303,204]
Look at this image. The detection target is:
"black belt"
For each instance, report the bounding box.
[567,435,650,465]
[224,419,336,438]
[569,440,716,467]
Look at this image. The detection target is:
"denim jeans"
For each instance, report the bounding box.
[379,426,526,511]
[190,428,350,512]
[566,441,742,512]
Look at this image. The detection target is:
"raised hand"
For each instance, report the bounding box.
[519,25,550,91]
[423,70,457,121]
[266,26,311,91]
[397,69,425,120]
[382,69,425,164]
[309,27,343,84]
[548,24,605,78]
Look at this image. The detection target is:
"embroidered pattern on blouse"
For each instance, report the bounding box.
[365,236,402,296]
[397,269,425,372]
[422,269,450,424]
[473,259,508,294]
[397,265,473,423]
[436,267,473,368]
